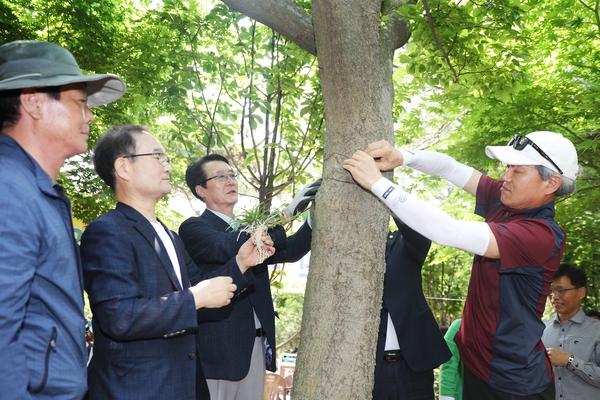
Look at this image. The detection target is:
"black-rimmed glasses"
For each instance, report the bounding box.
[507,135,563,175]
[201,172,239,184]
[123,152,171,166]
[549,287,580,296]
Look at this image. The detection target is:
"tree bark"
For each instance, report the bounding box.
[221,0,410,397]
[292,1,394,397]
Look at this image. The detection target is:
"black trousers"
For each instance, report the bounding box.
[372,357,434,400]
[463,365,555,400]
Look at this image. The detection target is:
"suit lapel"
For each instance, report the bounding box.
[116,203,184,291]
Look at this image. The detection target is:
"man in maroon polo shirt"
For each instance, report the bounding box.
[344,131,579,399]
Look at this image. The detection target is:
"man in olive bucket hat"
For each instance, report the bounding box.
[0,40,125,399]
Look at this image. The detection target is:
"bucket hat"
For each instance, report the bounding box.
[485,131,578,180]
[0,40,125,107]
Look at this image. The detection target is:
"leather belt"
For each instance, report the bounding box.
[255,328,265,337]
[383,350,404,362]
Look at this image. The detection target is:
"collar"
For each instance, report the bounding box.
[207,207,236,224]
[553,308,585,325]
[1,134,57,198]
[523,199,557,220]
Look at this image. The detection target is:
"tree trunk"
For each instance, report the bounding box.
[220,0,410,397]
[292,1,394,398]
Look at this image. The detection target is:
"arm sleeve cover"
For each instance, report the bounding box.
[400,149,474,189]
[372,178,490,256]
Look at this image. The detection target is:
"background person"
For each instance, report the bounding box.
[179,154,320,400]
[0,40,125,399]
[584,309,600,321]
[343,131,579,399]
[372,217,451,400]
[542,263,600,400]
[439,318,464,400]
[81,126,274,399]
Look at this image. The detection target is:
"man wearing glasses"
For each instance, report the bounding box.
[542,263,600,400]
[81,126,274,399]
[179,154,320,400]
[343,131,579,399]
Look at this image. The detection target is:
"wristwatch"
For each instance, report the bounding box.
[567,354,574,368]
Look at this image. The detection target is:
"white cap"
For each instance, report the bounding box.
[485,131,578,180]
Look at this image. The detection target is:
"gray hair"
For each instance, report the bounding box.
[535,165,578,197]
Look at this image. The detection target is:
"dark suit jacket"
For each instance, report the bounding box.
[179,209,312,380]
[375,218,452,379]
[81,203,251,399]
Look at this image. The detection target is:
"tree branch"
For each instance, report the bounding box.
[221,0,316,55]
[422,0,460,83]
[380,0,412,52]
[276,329,301,350]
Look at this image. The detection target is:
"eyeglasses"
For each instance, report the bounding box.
[123,152,171,166]
[549,287,580,296]
[201,172,239,184]
[507,135,563,175]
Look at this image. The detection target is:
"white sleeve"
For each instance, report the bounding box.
[371,178,490,256]
[401,149,474,189]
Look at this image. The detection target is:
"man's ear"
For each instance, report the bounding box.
[19,89,44,120]
[545,174,562,195]
[195,185,206,200]
[114,157,131,182]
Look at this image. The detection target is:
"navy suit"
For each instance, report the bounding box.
[81,203,251,399]
[374,218,452,399]
[179,209,312,380]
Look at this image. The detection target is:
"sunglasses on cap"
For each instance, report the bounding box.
[507,135,563,175]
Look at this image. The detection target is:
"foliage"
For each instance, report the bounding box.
[3,0,169,222]
[274,292,304,352]
[230,204,287,231]
[148,0,324,212]
[394,0,533,108]
[0,1,34,42]
[230,204,298,263]
[3,0,323,224]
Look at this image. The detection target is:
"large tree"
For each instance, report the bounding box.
[221,0,411,398]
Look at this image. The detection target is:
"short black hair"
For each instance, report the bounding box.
[584,309,600,319]
[185,154,230,202]
[0,86,60,130]
[93,124,148,192]
[553,263,587,288]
